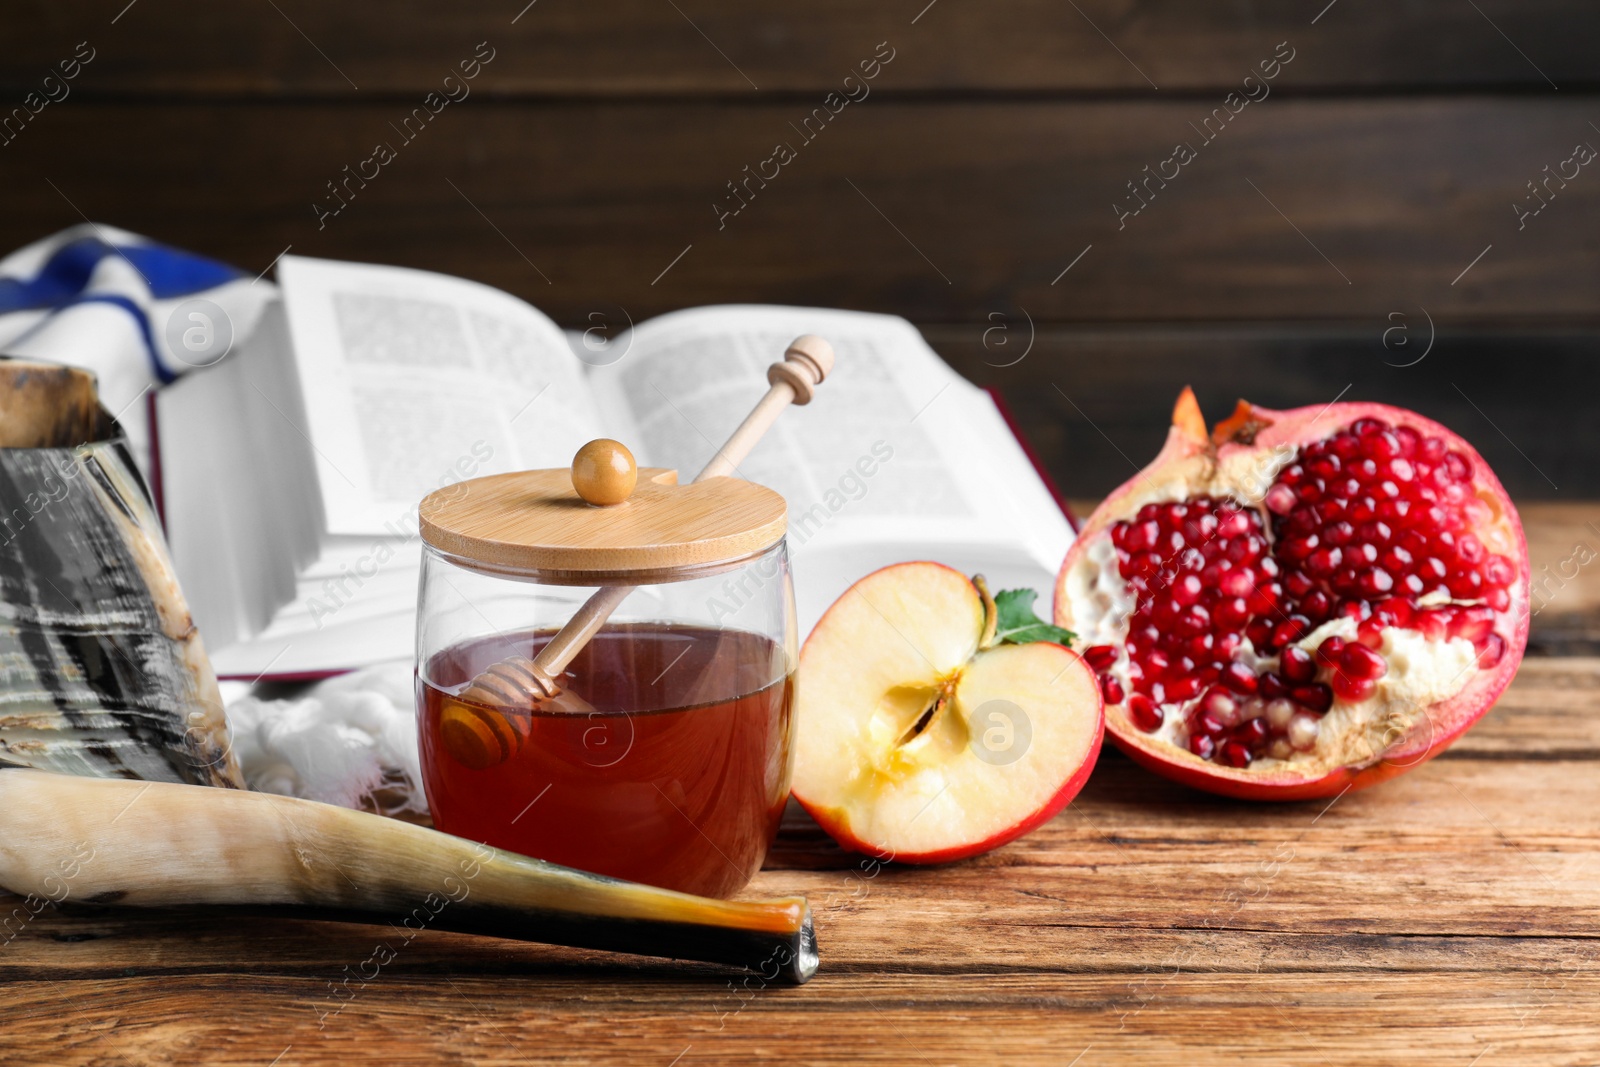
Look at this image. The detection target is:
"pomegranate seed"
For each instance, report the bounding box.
[1165,675,1202,702]
[1177,604,1211,635]
[1477,633,1506,668]
[1272,616,1311,649]
[1336,643,1387,681]
[1247,617,1274,650]
[1173,573,1203,605]
[1451,606,1495,644]
[1218,568,1255,597]
[1292,683,1334,713]
[1265,484,1297,515]
[1282,533,1319,563]
[1306,546,1342,576]
[1287,711,1321,750]
[1316,636,1346,668]
[1083,645,1117,672]
[1484,554,1515,588]
[1259,673,1290,700]
[1371,597,1414,628]
[1280,646,1317,683]
[1127,693,1162,732]
[1221,661,1259,694]
[1203,687,1237,718]
[1376,498,1412,523]
[1216,596,1252,628]
[1219,740,1253,768]
[1217,510,1252,538]
[1264,699,1295,729]
[1358,568,1395,597]
[1381,546,1413,573]
[1356,516,1391,544]
[1331,673,1376,702]
[1236,718,1269,747]
[1485,587,1511,611]
[1189,734,1215,759]
[1355,616,1385,649]
[1100,675,1125,705]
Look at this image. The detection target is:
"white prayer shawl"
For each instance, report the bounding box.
[0,223,275,474]
[0,225,420,812]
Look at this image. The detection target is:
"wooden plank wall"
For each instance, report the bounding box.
[1,1,1596,498]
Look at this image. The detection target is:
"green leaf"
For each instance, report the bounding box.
[991,588,1076,648]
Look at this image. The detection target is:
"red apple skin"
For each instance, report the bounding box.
[793,689,1103,865]
[794,561,1106,863]
[1054,396,1529,802]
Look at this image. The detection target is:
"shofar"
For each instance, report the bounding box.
[0,359,816,983]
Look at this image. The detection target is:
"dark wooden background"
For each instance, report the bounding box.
[2,1,1596,499]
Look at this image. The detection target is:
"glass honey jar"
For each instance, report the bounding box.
[414,334,832,899]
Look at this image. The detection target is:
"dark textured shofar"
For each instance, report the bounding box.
[0,360,237,786]
[0,769,818,982]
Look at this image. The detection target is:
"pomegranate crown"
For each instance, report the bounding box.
[1171,388,1276,452]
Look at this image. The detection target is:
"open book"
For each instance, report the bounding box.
[155,256,1074,678]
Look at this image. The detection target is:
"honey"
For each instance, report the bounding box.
[420,623,793,898]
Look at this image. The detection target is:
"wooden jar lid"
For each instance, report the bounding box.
[419,464,788,582]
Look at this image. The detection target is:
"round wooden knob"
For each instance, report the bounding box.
[571,438,637,506]
[767,335,835,405]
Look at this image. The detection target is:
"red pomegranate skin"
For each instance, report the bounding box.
[1054,390,1529,801]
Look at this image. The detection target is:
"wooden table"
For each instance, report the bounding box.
[4,503,1597,1066]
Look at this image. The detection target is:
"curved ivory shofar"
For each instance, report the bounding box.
[490,335,836,702]
[0,769,818,983]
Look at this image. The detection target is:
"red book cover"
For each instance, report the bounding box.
[985,386,1078,533]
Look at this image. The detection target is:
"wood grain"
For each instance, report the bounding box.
[4,646,1598,1065]
[2,99,1598,328]
[4,0,1598,96]
[932,326,1600,503]
[419,466,786,577]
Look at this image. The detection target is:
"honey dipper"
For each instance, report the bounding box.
[436,335,834,769]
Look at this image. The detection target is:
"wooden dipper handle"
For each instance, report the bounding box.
[696,334,832,480]
[439,336,835,770]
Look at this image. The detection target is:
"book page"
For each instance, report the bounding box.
[590,305,975,522]
[278,256,604,534]
[587,305,1074,629]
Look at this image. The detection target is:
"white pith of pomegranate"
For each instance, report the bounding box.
[1055,392,1529,800]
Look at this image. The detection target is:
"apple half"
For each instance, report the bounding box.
[793,562,1104,863]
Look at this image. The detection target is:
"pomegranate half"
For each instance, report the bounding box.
[1054,390,1529,800]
